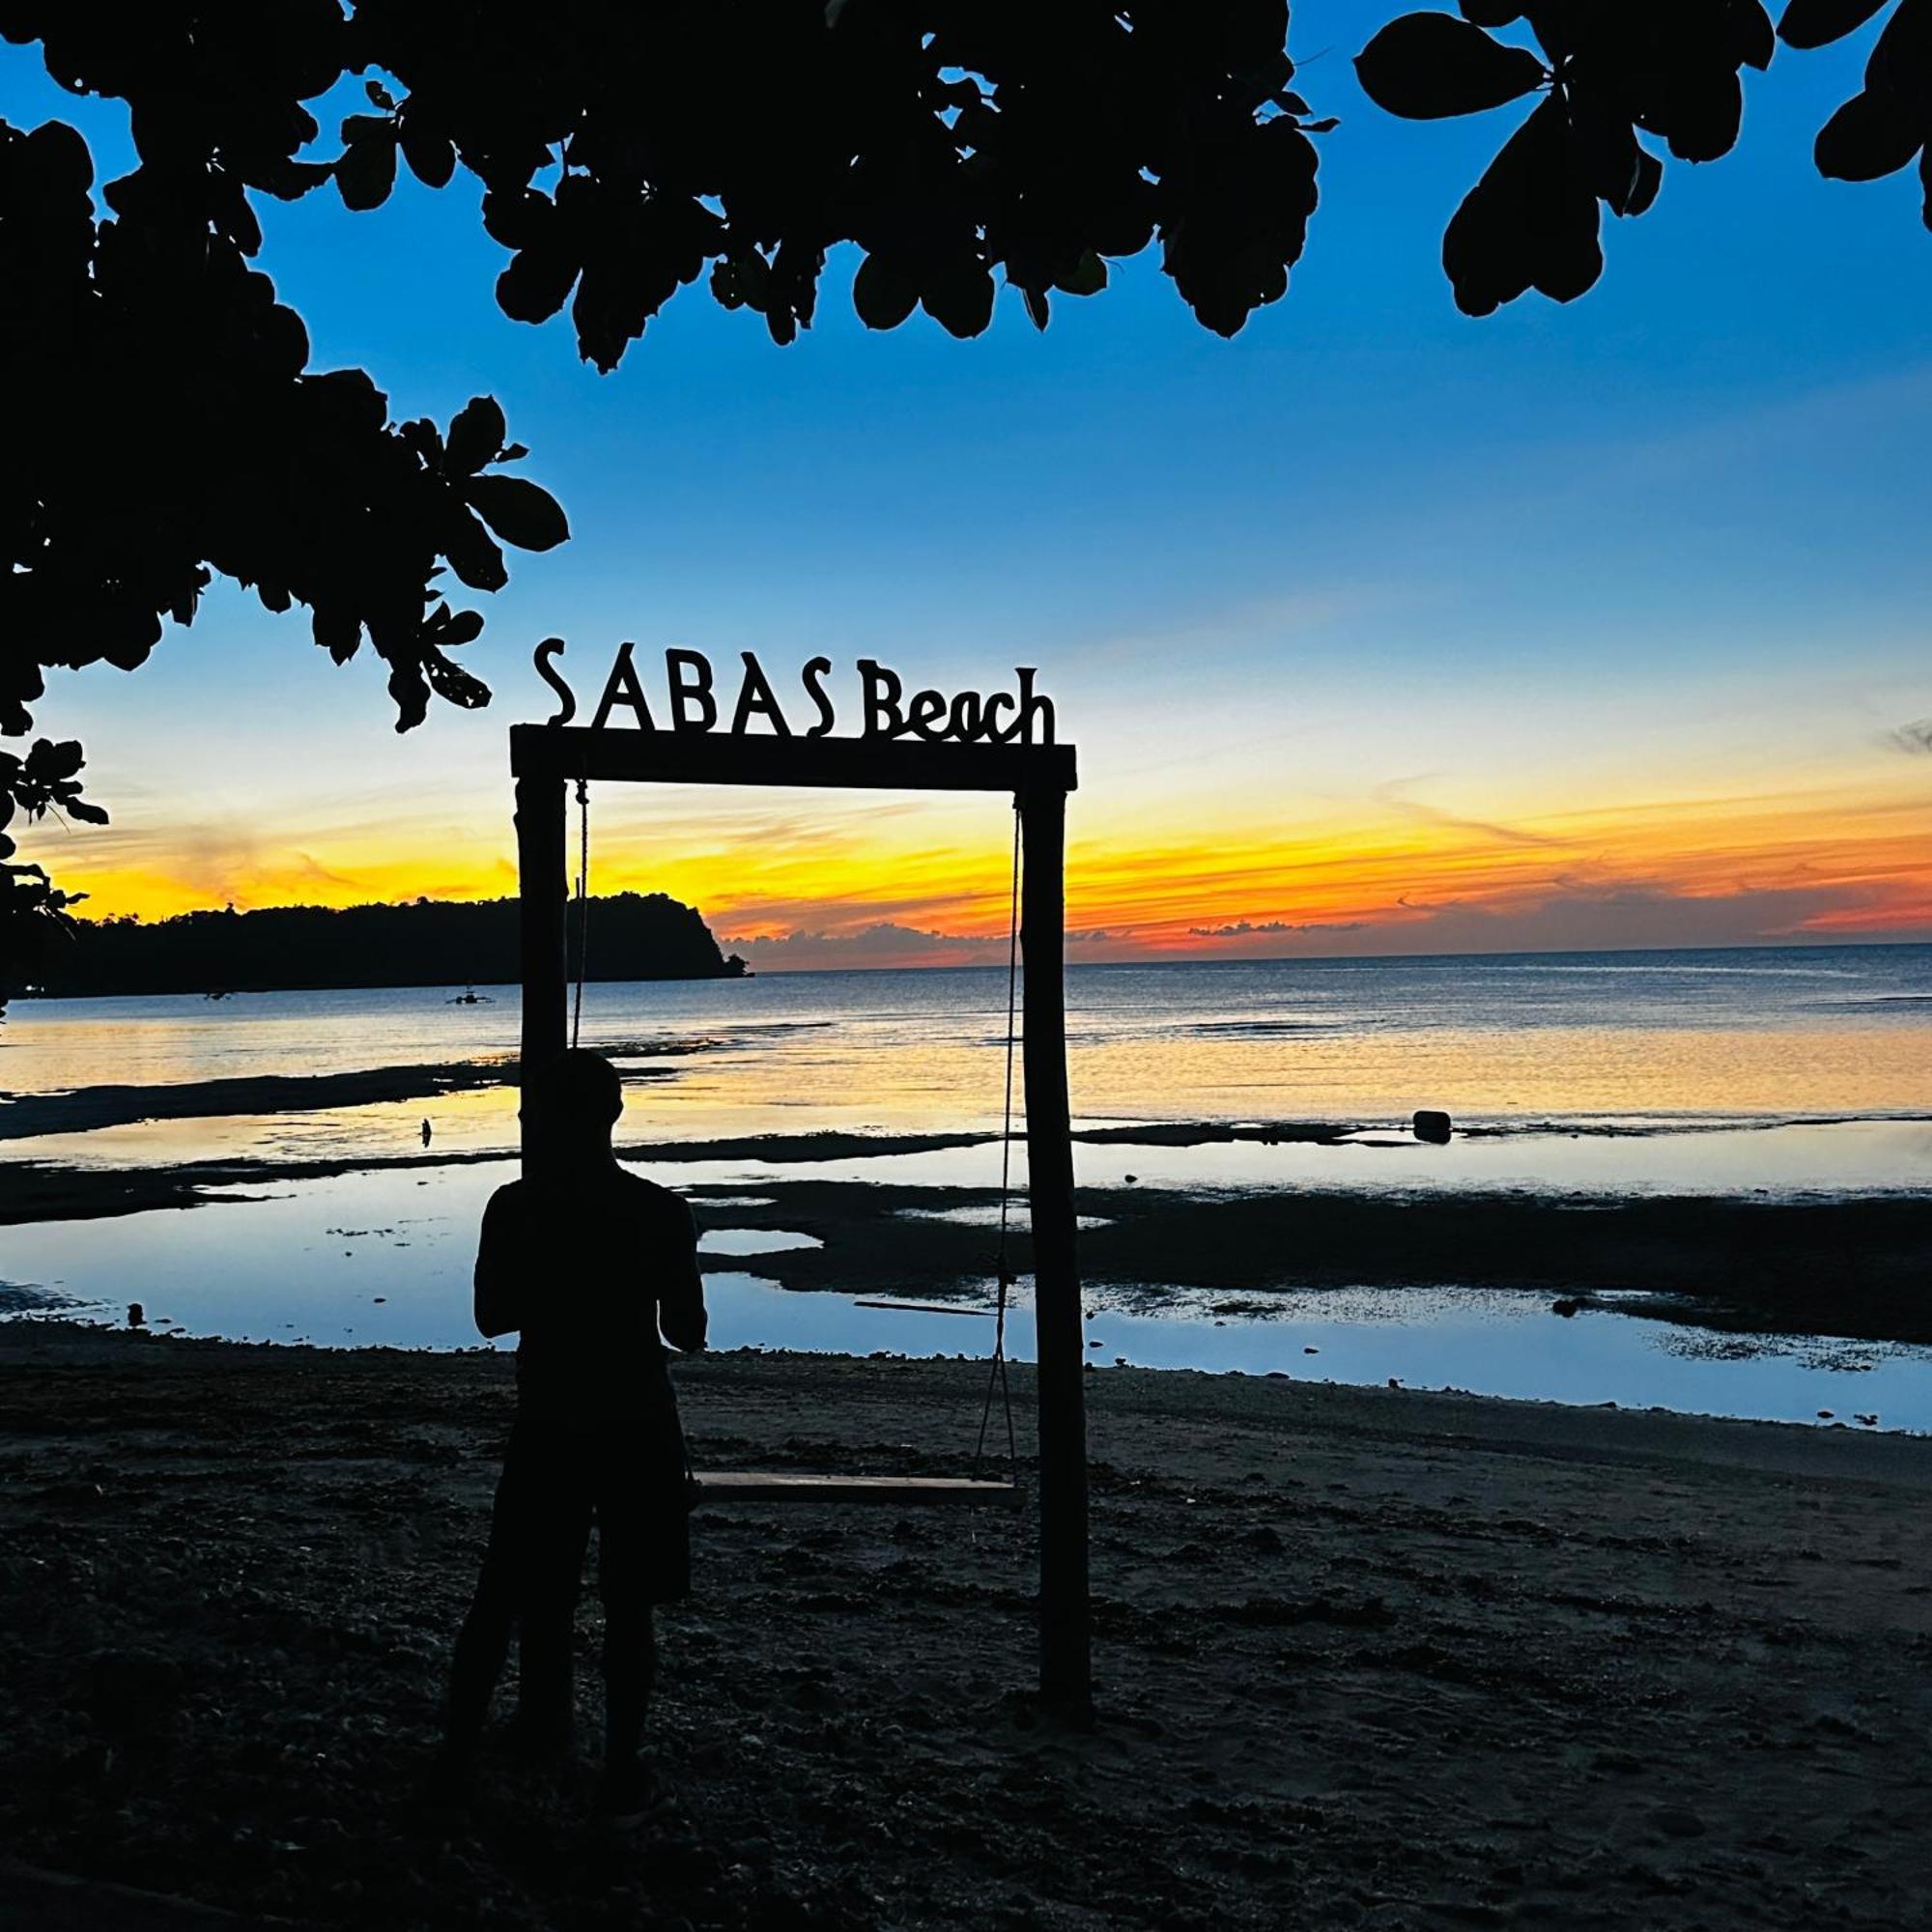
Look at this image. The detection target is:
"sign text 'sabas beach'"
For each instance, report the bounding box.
[535,640,1056,746]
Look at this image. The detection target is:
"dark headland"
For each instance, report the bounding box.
[23,893,748,999]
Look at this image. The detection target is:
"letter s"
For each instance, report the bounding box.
[535,638,576,726]
[802,656,836,737]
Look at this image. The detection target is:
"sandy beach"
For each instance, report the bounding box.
[5,1321,1931,1929]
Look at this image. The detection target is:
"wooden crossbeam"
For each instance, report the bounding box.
[693,1470,1023,1506]
[511,723,1076,795]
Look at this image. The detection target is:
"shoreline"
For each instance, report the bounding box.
[5,1321,1931,1928]
[10,1054,1932,1147]
[6,1146,1932,1346]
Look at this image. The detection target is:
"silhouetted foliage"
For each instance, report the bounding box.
[0,738,100,1004]
[0,2,1332,1009]
[1354,3,1931,317]
[24,892,742,999]
[1,3,1923,1006]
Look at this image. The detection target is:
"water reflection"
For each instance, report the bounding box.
[6,1162,1931,1435]
[9,952,1932,1149]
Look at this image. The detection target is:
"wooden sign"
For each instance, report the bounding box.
[535,640,1056,746]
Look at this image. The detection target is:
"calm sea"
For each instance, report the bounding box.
[7,945,1932,1430]
[5,944,1931,1148]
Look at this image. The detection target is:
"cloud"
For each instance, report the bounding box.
[289,851,362,891]
[1375,781,1571,850]
[1187,920,1368,938]
[1379,877,1927,952]
[1882,718,1932,756]
[722,922,1011,971]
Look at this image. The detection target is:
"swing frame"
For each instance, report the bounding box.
[510,721,1092,1712]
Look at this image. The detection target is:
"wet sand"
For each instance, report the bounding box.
[688,1179,1932,1343]
[4,1322,1931,1929]
[0,1064,518,1141]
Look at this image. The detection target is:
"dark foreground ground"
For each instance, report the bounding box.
[4,1324,1932,1930]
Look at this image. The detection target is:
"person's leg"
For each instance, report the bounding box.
[514,1488,591,1752]
[445,1571,515,1759]
[603,1595,658,1769]
[594,1435,671,1776]
[445,1422,543,1756]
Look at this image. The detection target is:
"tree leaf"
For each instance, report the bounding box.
[444,395,505,474]
[1656,68,1746,162]
[1777,0,1891,47]
[1866,0,1932,102]
[920,255,996,338]
[496,245,579,324]
[312,607,363,664]
[1356,14,1548,121]
[66,799,110,825]
[1444,95,1602,314]
[462,474,569,551]
[853,252,919,329]
[300,367,388,436]
[387,658,431,733]
[249,156,335,202]
[27,740,85,782]
[422,646,492,709]
[1627,147,1664,216]
[335,129,397,212]
[1723,0,1779,71]
[400,119,456,190]
[1054,248,1108,296]
[1570,97,1650,212]
[1815,87,1923,177]
[441,508,509,590]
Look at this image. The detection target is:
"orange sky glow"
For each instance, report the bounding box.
[50,758,1932,972]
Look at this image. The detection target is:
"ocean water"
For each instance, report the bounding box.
[6,945,1932,1155]
[6,947,1932,1428]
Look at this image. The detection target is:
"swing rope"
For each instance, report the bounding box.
[975,803,1022,1478]
[572,777,590,1048]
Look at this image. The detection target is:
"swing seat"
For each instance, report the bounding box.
[693,1470,1023,1507]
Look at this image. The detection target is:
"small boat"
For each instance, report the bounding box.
[447,984,494,1006]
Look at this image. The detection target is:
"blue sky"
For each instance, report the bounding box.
[5,9,1930,958]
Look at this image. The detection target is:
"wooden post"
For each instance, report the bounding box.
[1020,782,1091,1714]
[515,771,568,1168]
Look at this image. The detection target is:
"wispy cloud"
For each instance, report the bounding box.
[1374,781,1572,851]
[1187,920,1367,937]
[722,922,1010,971]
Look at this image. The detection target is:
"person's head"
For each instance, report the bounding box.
[520,1048,623,1155]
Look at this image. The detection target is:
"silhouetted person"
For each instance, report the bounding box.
[442,1049,706,1811]
[420,1117,433,1147]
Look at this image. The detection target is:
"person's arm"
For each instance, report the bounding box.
[658,1197,708,1354]
[473,1188,526,1339]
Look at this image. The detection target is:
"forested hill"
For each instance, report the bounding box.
[31,894,747,998]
